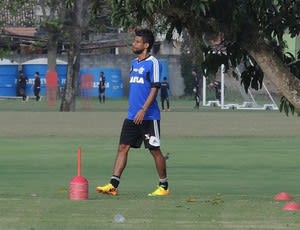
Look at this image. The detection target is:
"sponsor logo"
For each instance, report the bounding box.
[133,67,145,74]
[130,66,145,84]
[130,76,144,84]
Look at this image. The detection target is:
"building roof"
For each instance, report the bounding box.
[0,58,19,65]
[3,27,37,38]
[22,58,67,65]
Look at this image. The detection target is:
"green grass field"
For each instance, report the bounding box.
[1,98,300,229]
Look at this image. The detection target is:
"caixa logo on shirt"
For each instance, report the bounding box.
[130,76,144,84]
[132,67,145,74]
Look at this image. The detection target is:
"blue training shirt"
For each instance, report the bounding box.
[127,55,161,120]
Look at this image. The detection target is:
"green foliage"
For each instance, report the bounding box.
[40,19,64,37]
[1,0,36,26]
[255,0,300,41]
[110,1,298,98]
[111,0,207,34]
[279,96,297,116]
[89,0,113,33]
[284,51,300,81]
[240,65,264,93]
[278,49,300,115]
[65,0,75,8]
[0,49,10,58]
[201,42,264,94]
[202,52,229,76]
[180,54,195,95]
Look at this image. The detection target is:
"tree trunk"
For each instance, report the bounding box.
[47,38,59,105]
[47,38,57,72]
[59,48,80,111]
[248,45,300,111]
[59,0,88,111]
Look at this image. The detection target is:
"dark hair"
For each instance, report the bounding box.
[135,28,155,52]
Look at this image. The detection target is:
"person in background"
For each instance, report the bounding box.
[33,72,41,101]
[18,71,28,101]
[96,28,169,197]
[160,77,170,111]
[209,80,222,101]
[192,69,201,109]
[98,72,106,103]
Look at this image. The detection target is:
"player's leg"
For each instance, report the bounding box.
[38,89,40,101]
[148,148,169,196]
[150,148,168,186]
[166,97,170,111]
[111,144,130,184]
[195,94,200,108]
[142,120,169,196]
[96,119,140,195]
[96,145,130,196]
[98,92,101,103]
[161,97,165,111]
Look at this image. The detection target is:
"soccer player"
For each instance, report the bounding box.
[192,69,201,109]
[96,28,169,196]
[98,71,106,103]
[208,80,222,101]
[18,71,28,101]
[160,77,170,111]
[33,72,41,101]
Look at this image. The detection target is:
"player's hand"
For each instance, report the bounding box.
[133,109,145,124]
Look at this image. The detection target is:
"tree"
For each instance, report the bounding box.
[40,0,112,111]
[59,0,90,111]
[59,0,112,111]
[0,0,37,57]
[1,0,114,111]
[37,0,111,111]
[37,0,91,111]
[36,1,66,73]
[111,0,300,114]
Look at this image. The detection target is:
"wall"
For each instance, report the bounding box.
[12,54,185,97]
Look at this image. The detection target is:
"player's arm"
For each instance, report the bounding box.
[143,86,159,110]
[134,86,159,125]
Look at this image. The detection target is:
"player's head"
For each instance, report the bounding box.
[132,28,155,54]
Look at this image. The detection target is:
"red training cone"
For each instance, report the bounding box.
[274,192,292,201]
[283,201,300,211]
[69,147,89,200]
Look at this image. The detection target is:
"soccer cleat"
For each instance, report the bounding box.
[96,183,118,196]
[148,186,170,196]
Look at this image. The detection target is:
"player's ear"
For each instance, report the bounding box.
[144,42,149,50]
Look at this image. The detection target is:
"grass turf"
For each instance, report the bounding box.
[0,99,300,229]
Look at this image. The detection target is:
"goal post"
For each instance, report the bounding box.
[202,64,278,110]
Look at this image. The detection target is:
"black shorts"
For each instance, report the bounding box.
[119,119,161,149]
